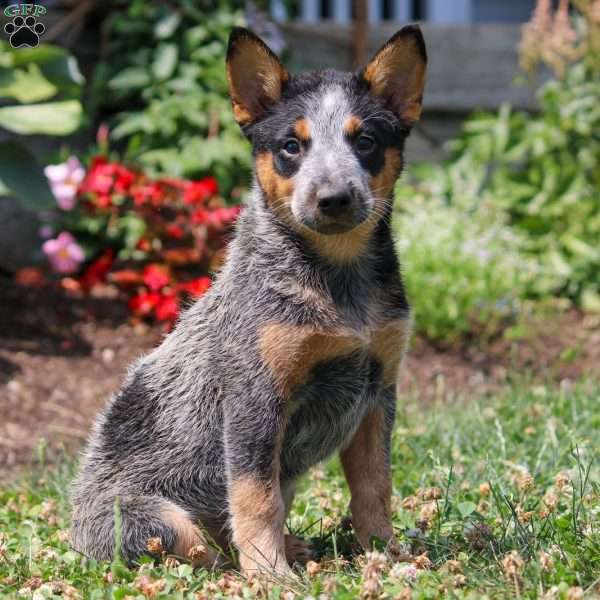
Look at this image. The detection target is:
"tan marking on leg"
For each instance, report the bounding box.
[344,115,363,136]
[293,118,311,142]
[259,323,364,397]
[159,501,219,567]
[229,475,291,576]
[369,148,402,198]
[256,152,295,219]
[371,318,411,387]
[340,406,395,550]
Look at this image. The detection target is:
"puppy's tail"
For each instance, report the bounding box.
[71,493,218,567]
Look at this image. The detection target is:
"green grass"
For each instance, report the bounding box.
[2,381,600,599]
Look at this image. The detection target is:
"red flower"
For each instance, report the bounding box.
[143,264,171,291]
[166,224,185,239]
[80,163,114,196]
[114,167,136,194]
[79,157,138,205]
[132,182,165,206]
[183,177,219,205]
[136,238,152,253]
[179,276,211,298]
[191,208,209,225]
[88,155,107,170]
[80,249,115,289]
[128,291,161,316]
[155,292,179,322]
[95,194,113,209]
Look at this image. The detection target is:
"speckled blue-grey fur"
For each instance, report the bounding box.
[71,24,427,573]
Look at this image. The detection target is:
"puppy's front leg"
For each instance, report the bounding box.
[340,397,397,551]
[224,392,291,577]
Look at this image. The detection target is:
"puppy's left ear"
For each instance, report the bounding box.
[226,27,289,127]
[361,25,427,126]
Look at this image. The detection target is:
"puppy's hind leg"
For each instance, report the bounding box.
[71,494,220,568]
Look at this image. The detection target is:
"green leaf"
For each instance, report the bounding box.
[118,213,147,250]
[0,99,83,135]
[154,12,181,39]
[581,289,600,313]
[10,44,84,96]
[108,67,151,91]
[152,43,178,80]
[0,141,56,210]
[457,501,477,518]
[0,63,57,103]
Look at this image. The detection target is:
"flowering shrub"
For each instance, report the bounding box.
[40,155,240,324]
[394,0,600,342]
[394,189,538,342]
[98,0,251,194]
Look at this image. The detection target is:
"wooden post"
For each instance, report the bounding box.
[352,0,368,69]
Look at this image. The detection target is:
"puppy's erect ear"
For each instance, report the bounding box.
[226,27,289,127]
[361,25,427,126]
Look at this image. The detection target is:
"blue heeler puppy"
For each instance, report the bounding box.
[71,25,427,577]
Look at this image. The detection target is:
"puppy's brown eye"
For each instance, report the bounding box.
[356,134,375,153]
[283,139,301,155]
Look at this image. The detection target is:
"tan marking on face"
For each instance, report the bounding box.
[344,115,363,136]
[370,318,411,387]
[255,152,294,217]
[370,148,402,198]
[229,474,289,575]
[303,223,375,263]
[293,118,311,142]
[259,322,364,397]
[232,102,253,126]
[340,406,395,549]
[159,502,219,567]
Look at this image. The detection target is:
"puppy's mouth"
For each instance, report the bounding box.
[305,220,360,235]
[294,202,371,236]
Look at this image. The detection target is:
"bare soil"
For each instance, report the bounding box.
[1,278,599,478]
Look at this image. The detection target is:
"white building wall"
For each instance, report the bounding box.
[293,0,532,25]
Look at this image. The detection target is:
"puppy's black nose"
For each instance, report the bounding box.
[317,191,353,218]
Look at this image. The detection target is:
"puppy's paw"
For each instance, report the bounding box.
[285,533,315,566]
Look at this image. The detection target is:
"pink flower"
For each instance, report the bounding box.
[44,157,85,211]
[42,232,85,274]
[38,225,53,239]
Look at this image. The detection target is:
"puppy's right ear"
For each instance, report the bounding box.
[226,27,289,127]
